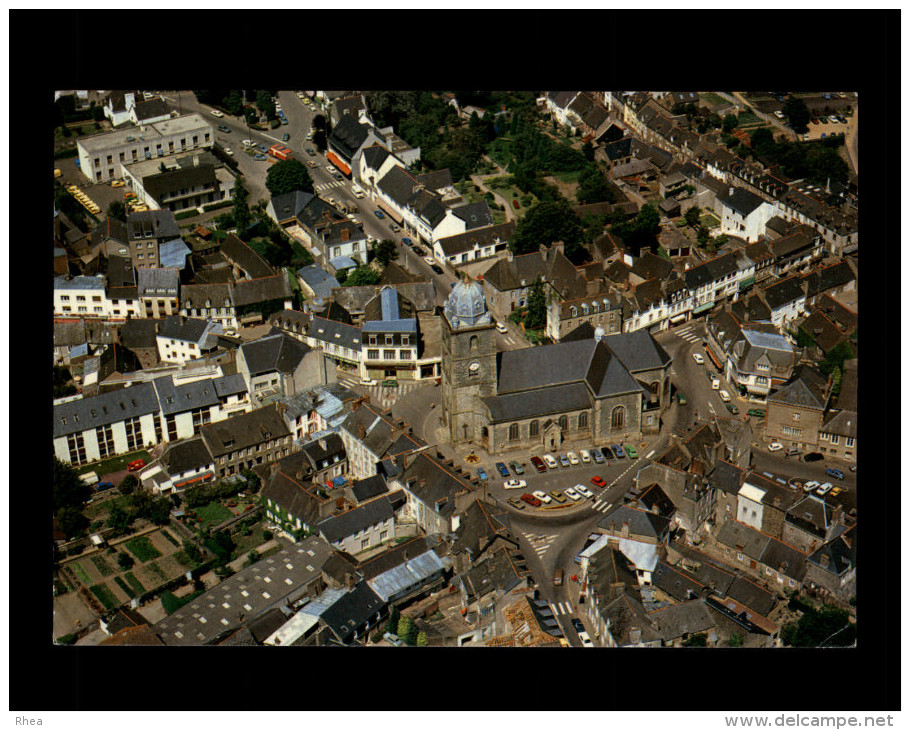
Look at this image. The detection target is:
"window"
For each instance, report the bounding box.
[845,436,855,447]
[124,416,143,451]
[67,433,87,465]
[558,415,568,430]
[508,423,519,441]
[829,434,839,445]
[361,538,370,550]
[380,530,389,541]
[792,412,800,422]
[755,376,768,385]
[529,420,539,438]
[578,411,589,429]
[399,350,411,360]
[383,350,396,360]
[60,295,70,301]
[611,405,625,430]
[402,335,410,346]
[469,335,478,351]
[368,335,377,345]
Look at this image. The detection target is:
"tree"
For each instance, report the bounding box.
[509,199,585,260]
[684,206,702,229]
[256,90,276,121]
[118,475,138,495]
[232,178,251,236]
[581,141,596,162]
[53,457,92,514]
[147,497,173,525]
[397,616,412,643]
[117,551,135,570]
[224,90,243,117]
[416,631,429,647]
[682,633,708,647]
[696,225,712,247]
[371,239,398,267]
[343,266,381,287]
[749,126,775,157]
[386,605,400,636]
[722,113,739,133]
[107,200,126,222]
[243,107,258,126]
[106,504,131,533]
[728,633,744,648]
[576,165,615,205]
[524,277,548,331]
[783,96,811,134]
[781,604,855,647]
[265,159,313,197]
[57,506,89,539]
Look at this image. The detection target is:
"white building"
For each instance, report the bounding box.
[156,315,223,365]
[54,276,111,318]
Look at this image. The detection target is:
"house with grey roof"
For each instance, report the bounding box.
[339,401,426,479]
[200,403,293,479]
[138,435,215,496]
[310,218,369,268]
[297,315,362,370]
[646,599,717,647]
[156,315,223,364]
[219,233,274,280]
[125,210,180,269]
[151,371,250,444]
[136,267,180,319]
[53,275,111,318]
[715,184,775,242]
[237,331,333,403]
[391,451,477,535]
[313,580,386,646]
[261,463,333,538]
[317,493,397,555]
[805,526,856,603]
[296,264,339,307]
[764,365,831,450]
[684,249,756,317]
[434,222,515,267]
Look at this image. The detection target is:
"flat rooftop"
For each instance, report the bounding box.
[78,113,211,152]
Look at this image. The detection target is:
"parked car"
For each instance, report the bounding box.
[590,448,604,464]
[548,491,567,504]
[373,209,385,219]
[306,148,316,156]
[625,445,638,459]
[282,133,290,142]
[816,482,834,497]
[383,632,404,647]
[412,245,426,256]
[601,446,615,460]
[223,147,233,156]
[503,479,527,490]
[829,486,843,498]
[786,446,801,457]
[495,462,510,478]
[574,484,594,499]
[578,631,594,647]
[812,118,821,125]
[496,322,508,334]
[217,124,231,133]
[590,475,606,487]
[849,464,857,473]
[521,492,541,507]
[390,223,401,232]
[258,144,269,153]
[712,378,720,390]
[564,487,582,501]
[803,480,821,493]
[306,160,317,168]
[692,352,704,364]
[768,441,784,452]
[96,481,116,491]
[804,452,824,462]
[430,264,444,275]
[747,408,766,418]
[509,461,524,476]
[719,389,731,403]
[325,164,337,174]
[210,109,224,118]
[725,403,739,415]
[401,237,413,247]
[774,110,785,119]
[476,467,489,481]
[333,172,343,180]
[825,467,845,480]
[532,490,552,504]
[530,456,547,473]
[543,454,558,469]
[612,445,625,459]
[128,459,146,472]
[253,154,267,161]
[423,255,436,266]
[580,450,591,464]
[507,497,526,510]
[828,115,839,123]
[567,451,580,465]
[558,454,571,468]
[678,392,687,406]
[572,618,585,632]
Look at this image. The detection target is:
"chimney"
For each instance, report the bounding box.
[540,243,549,261]
[621,521,630,538]
[819,553,830,569]
[194,155,200,167]
[729,187,735,197]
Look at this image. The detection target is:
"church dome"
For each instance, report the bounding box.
[444,278,491,329]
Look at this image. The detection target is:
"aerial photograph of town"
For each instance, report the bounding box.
[51,87,860,651]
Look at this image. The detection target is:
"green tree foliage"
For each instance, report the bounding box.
[343,266,381,287]
[524,277,548,331]
[385,605,400,636]
[781,604,855,647]
[106,504,131,533]
[224,90,243,117]
[684,206,702,228]
[117,551,135,570]
[722,113,739,133]
[53,457,93,514]
[613,203,661,244]
[783,97,811,134]
[397,615,412,642]
[371,239,398,267]
[54,185,88,230]
[416,631,429,647]
[118,475,138,495]
[509,199,585,260]
[57,506,89,539]
[53,365,78,398]
[576,165,615,205]
[243,107,258,125]
[256,90,276,121]
[107,200,127,222]
[818,340,856,376]
[265,159,313,197]
[728,633,744,647]
[682,633,708,647]
[232,178,251,236]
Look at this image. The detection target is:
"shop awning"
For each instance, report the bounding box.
[739,276,755,290]
[325,150,351,176]
[706,347,723,369]
[174,471,215,489]
[692,301,714,315]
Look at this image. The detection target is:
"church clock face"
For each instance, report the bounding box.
[468,361,480,372]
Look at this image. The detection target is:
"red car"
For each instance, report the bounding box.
[590,475,606,487]
[521,493,542,507]
[530,456,547,473]
[127,459,146,472]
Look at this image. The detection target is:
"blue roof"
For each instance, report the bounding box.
[742,328,793,352]
[361,318,417,333]
[329,255,358,270]
[380,287,400,321]
[158,237,191,269]
[54,275,106,290]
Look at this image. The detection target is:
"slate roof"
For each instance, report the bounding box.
[436,222,515,257]
[602,330,672,373]
[200,403,291,457]
[233,273,292,308]
[822,408,856,439]
[297,265,339,302]
[318,494,395,544]
[452,201,495,230]
[715,519,770,561]
[362,286,417,334]
[239,332,311,377]
[598,504,670,541]
[157,315,213,343]
[350,474,389,503]
[707,460,746,495]
[451,499,515,558]
[801,261,855,299]
[118,319,159,349]
[307,316,362,351]
[399,452,475,521]
[482,382,591,423]
[328,114,372,160]
[767,366,829,410]
[54,381,159,438]
[261,468,329,527]
[762,276,805,311]
[152,374,224,416]
[731,295,772,324]
[54,320,87,349]
[807,526,855,576]
[601,590,664,645]
[717,186,765,218]
[646,599,715,641]
[483,246,586,299]
[361,144,391,173]
[652,561,707,602]
[759,536,808,582]
[134,97,171,122]
[457,547,527,604]
[220,234,274,279]
[416,169,453,192]
[331,282,438,316]
[378,165,419,206]
[684,251,741,290]
[159,436,214,475]
[270,190,315,223]
[127,210,180,241]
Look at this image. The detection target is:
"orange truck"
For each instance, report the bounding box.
[268,144,294,161]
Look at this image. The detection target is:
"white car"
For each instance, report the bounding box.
[578,631,594,647]
[774,110,785,119]
[503,479,527,490]
[828,115,839,123]
[423,255,436,266]
[567,451,580,466]
[719,389,731,403]
[242,139,254,149]
[803,480,821,493]
[297,92,306,99]
[210,109,224,118]
[579,450,591,464]
[532,490,552,504]
[768,441,784,452]
[564,488,582,501]
[574,484,594,500]
[816,482,834,497]
[223,147,233,156]
[543,454,559,469]
[496,322,508,334]
[692,352,704,364]
[325,164,337,174]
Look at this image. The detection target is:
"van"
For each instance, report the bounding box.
[554,568,564,587]
[711,378,720,390]
[719,389,731,402]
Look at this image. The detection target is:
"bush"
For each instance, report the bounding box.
[202,199,233,213]
[262,529,272,542]
[118,475,138,496]
[56,633,77,645]
[117,552,135,570]
[175,209,198,221]
[371,632,383,644]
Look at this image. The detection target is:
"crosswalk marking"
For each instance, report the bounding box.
[335,376,425,409]
[591,499,613,514]
[521,531,559,558]
[314,180,346,193]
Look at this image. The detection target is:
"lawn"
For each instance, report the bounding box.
[144,560,168,582]
[89,584,119,611]
[114,576,136,598]
[125,536,163,563]
[698,92,728,109]
[124,572,145,595]
[90,555,115,577]
[192,501,234,528]
[71,561,93,586]
[230,521,271,555]
[736,111,762,127]
[75,449,150,478]
[700,214,720,230]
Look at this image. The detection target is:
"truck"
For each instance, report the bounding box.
[268,144,294,161]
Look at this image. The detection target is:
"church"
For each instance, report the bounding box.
[441,278,673,456]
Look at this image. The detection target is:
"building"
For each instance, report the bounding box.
[359,287,421,382]
[103,91,172,127]
[54,275,110,318]
[433,222,515,268]
[236,331,334,402]
[200,403,294,478]
[317,493,397,555]
[126,210,181,270]
[156,315,223,364]
[138,436,215,496]
[310,219,369,268]
[77,113,214,183]
[764,366,831,450]
[121,151,229,213]
[441,278,672,455]
[136,267,180,319]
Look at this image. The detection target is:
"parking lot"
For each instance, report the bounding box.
[803,114,853,142]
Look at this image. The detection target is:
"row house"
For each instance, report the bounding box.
[155,315,223,365]
[433,222,515,268]
[764,366,831,450]
[152,372,250,444]
[761,275,807,329]
[311,219,369,268]
[546,290,623,342]
[683,250,755,318]
[139,435,217,497]
[179,273,294,335]
[54,276,111,318]
[199,403,295,479]
[236,331,334,403]
[339,401,426,480]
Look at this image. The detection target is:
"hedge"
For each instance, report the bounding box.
[175,209,199,221]
[54,148,79,160]
[202,199,234,213]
